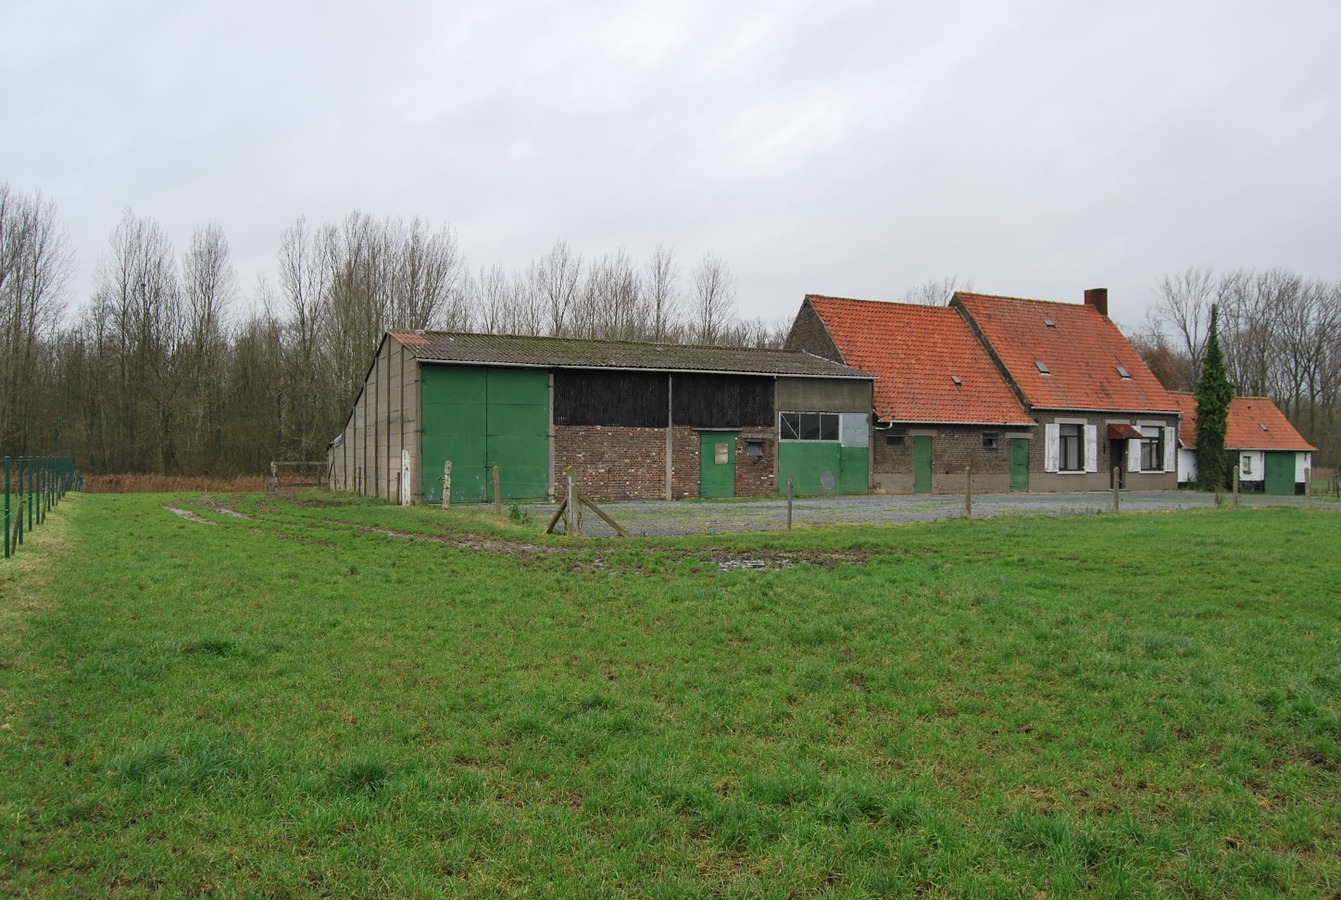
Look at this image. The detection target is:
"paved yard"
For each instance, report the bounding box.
[527,490,1327,538]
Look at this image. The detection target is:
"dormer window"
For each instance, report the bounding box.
[1116,366,1132,379]
[1035,360,1051,375]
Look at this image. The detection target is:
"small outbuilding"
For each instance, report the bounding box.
[329,331,874,504]
[1172,392,1316,494]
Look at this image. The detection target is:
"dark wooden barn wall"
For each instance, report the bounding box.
[552,370,774,429]
[554,371,668,427]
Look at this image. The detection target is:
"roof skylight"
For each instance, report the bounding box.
[1116,365,1131,379]
[1043,318,1056,328]
[951,375,962,386]
[1035,360,1051,375]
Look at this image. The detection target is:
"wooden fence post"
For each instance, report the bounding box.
[787,478,793,531]
[1232,464,1240,507]
[1112,466,1120,513]
[1305,466,1312,509]
[964,465,972,518]
[493,465,502,515]
[566,467,579,536]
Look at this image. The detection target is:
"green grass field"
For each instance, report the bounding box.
[1,493,1338,898]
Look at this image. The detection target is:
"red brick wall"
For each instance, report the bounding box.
[555,424,778,500]
[735,428,776,497]
[555,425,668,501]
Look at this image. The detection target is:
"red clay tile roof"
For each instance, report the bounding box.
[1171,391,1316,451]
[805,295,1033,425]
[954,292,1180,413]
[386,330,871,379]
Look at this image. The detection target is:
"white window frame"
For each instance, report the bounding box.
[1047,419,1094,473]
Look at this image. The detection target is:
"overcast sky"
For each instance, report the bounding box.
[3,0,1339,332]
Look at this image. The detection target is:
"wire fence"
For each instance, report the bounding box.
[4,456,81,559]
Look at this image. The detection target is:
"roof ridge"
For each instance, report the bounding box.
[956,291,1095,308]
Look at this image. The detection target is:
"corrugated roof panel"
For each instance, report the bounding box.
[386,331,872,379]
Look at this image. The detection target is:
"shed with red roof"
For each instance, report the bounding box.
[1170,392,1316,493]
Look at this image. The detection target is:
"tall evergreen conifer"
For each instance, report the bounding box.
[1194,304,1234,490]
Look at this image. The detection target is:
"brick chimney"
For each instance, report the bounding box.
[1083,288,1109,317]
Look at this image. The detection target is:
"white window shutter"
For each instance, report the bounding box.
[1084,425,1098,472]
[1044,423,1059,472]
[1128,438,1140,472]
[1163,427,1176,472]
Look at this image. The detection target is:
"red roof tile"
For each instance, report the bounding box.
[805,295,1033,425]
[954,292,1180,413]
[1171,391,1316,451]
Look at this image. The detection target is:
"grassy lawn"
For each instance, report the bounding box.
[1,493,1338,897]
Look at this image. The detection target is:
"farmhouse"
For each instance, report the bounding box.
[787,288,1183,492]
[786,296,1035,493]
[329,331,874,504]
[1171,392,1316,493]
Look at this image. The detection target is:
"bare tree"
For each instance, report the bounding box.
[901,276,972,306]
[178,222,235,470]
[644,244,681,342]
[0,185,72,454]
[531,240,582,336]
[1154,268,1216,386]
[690,252,737,345]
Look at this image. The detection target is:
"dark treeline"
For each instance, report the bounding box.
[1131,268,1341,466]
[0,185,788,476]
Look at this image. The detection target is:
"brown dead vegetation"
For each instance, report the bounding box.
[84,474,269,493]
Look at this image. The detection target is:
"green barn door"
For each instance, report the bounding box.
[1010,438,1029,491]
[484,368,550,501]
[700,432,736,498]
[913,435,932,493]
[1264,452,1295,495]
[421,365,549,504]
[421,366,488,503]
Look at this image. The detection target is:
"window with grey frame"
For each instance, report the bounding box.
[1139,426,1164,471]
[1059,424,1082,471]
[780,412,839,441]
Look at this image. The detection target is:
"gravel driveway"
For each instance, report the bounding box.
[527,490,1327,538]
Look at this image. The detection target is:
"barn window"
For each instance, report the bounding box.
[982,432,999,450]
[780,412,839,441]
[885,428,906,446]
[744,438,764,457]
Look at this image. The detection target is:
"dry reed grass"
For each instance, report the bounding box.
[83,474,270,494]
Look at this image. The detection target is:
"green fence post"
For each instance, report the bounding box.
[3,456,9,559]
[17,457,24,547]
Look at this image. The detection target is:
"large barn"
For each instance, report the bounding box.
[329,331,874,504]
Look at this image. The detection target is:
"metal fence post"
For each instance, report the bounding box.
[3,457,9,559]
[17,457,25,546]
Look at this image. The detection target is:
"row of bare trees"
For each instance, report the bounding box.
[1134,267,1341,464]
[0,186,786,475]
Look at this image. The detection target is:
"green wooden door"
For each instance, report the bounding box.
[1010,438,1030,491]
[1264,451,1295,495]
[913,435,932,494]
[484,368,550,501]
[699,432,736,498]
[422,366,489,503]
[421,365,549,503]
